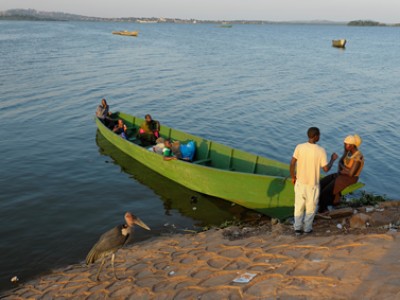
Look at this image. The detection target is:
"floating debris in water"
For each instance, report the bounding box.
[10,276,19,283]
[192,207,197,211]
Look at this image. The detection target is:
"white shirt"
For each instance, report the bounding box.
[293,142,328,186]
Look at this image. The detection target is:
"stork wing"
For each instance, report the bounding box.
[86,225,128,264]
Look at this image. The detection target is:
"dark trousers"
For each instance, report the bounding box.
[318,173,337,213]
[319,173,358,213]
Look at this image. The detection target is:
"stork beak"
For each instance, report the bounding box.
[134,218,151,230]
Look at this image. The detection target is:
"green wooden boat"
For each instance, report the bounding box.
[96,112,364,219]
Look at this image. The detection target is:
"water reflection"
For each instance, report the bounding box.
[95,131,254,227]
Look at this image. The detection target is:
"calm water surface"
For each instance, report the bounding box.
[0,21,399,290]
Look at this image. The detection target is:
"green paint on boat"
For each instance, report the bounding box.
[341,182,365,195]
[95,112,364,219]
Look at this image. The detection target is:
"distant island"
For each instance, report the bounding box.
[347,20,399,26]
[0,9,399,26]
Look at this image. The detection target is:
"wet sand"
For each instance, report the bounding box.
[4,210,400,300]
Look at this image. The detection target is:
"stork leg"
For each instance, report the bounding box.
[96,257,106,281]
[111,253,119,280]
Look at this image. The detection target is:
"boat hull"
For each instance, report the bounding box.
[332,39,346,48]
[96,114,295,219]
[112,31,139,37]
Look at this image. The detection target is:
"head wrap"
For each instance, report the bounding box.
[344,134,362,147]
[353,134,362,147]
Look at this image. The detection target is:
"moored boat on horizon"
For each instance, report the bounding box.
[112,31,139,37]
[332,39,346,48]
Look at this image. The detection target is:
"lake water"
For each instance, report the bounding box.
[0,20,399,291]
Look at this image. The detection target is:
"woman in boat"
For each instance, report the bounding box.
[96,98,113,128]
[318,134,364,213]
[113,119,128,140]
[138,114,160,146]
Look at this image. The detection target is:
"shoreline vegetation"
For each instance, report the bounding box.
[1,9,399,26]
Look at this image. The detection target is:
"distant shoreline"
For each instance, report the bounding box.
[1,9,399,26]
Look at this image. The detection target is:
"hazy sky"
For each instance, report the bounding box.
[1,0,399,23]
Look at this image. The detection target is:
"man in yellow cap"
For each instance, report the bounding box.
[318,134,364,213]
[290,127,338,235]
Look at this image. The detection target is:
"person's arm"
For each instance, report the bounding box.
[163,155,177,161]
[290,157,297,184]
[338,150,347,172]
[322,153,338,173]
[348,160,362,177]
[150,120,160,133]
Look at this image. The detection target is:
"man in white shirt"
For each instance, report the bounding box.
[290,127,338,235]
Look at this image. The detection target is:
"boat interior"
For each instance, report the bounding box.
[112,112,290,178]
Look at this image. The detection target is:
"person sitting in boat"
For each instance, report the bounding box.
[318,134,364,213]
[113,119,128,140]
[163,139,177,161]
[138,114,160,146]
[96,98,114,128]
[149,137,165,154]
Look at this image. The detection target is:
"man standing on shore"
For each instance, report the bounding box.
[290,127,338,235]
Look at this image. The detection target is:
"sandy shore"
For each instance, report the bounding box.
[4,204,400,299]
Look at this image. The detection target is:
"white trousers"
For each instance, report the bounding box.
[294,181,320,232]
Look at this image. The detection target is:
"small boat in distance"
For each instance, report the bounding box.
[332,39,347,48]
[219,23,233,28]
[112,31,139,37]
